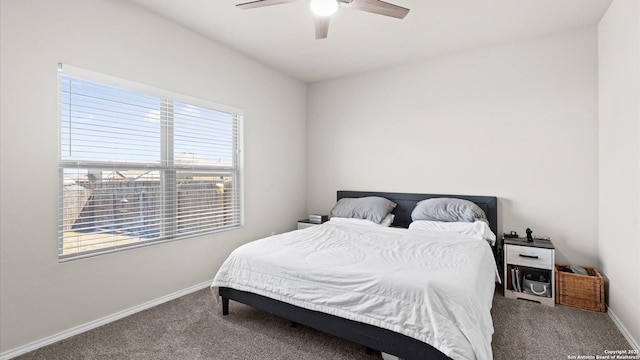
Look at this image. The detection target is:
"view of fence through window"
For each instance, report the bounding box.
[58,66,242,260]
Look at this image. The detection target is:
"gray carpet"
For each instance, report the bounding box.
[491,289,630,359]
[15,288,630,360]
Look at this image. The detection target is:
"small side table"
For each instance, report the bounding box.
[297,219,327,230]
[503,238,555,306]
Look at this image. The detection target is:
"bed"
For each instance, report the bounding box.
[211,191,499,360]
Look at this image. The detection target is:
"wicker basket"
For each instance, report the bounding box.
[555,264,605,312]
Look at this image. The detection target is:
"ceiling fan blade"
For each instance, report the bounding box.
[236,0,298,10]
[339,0,409,19]
[314,16,330,39]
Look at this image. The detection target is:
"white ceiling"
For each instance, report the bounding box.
[128,0,612,83]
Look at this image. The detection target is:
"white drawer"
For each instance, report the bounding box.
[297,222,317,230]
[506,244,554,270]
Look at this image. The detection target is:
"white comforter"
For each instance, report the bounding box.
[211,223,497,360]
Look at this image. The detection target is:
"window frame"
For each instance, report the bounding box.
[57,64,244,262]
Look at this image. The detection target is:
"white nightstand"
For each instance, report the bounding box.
[503,238,555,306]
[297,219,325,230]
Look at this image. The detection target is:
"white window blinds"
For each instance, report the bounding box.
[58,64,243,262]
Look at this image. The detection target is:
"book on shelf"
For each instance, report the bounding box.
[510,266,522,292]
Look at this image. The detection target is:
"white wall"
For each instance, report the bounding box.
[4,0,636,354]
[0,0,307,353]
[307,28,599,266]
[598,0,640,347]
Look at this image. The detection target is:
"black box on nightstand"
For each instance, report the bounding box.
[308,214,329,224]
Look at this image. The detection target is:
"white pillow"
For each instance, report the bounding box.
[330,214,395,227]
[408,220,496,245]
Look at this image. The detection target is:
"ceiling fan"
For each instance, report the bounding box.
[236,0,410,39]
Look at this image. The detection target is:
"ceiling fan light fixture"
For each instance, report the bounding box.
[310,0,338,17]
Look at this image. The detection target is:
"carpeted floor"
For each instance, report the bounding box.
[14,287,631,360]
[491,289,630,360]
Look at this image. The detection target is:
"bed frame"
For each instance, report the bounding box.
[219,191,498,360]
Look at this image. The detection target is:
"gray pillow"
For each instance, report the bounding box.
[411,198,487,223]
[330,197,397,224]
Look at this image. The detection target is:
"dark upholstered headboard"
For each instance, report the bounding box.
[336,190,498,237]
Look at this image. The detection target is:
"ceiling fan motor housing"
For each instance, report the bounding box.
[237,0,409,39]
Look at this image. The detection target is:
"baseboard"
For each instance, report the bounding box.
[0,280,212,360]
[607,306,640,352]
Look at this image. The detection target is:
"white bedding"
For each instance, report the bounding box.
[211,222,497,360]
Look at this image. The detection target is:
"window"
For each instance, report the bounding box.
[58,64,243,262]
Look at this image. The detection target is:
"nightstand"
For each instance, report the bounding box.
[503,238,555,306]
[297,219,326,230]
